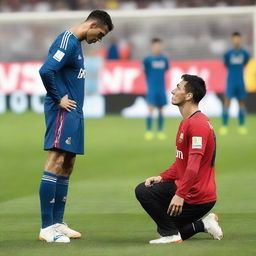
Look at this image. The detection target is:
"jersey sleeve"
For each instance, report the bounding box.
[159,162,178,182]
[175,154,202,198]
[165,57,169,71]
[143,58,149,75]
[39,34,76,103]
[223,51,230,68]
[244,50,250,65]
[188,119,210,156]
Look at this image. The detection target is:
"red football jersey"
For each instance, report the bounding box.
[160,111,217,204]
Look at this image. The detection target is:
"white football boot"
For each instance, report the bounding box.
[54,223,81,239]
[39,225,70,243]
[149,233,183,244]
[202,213,223,240]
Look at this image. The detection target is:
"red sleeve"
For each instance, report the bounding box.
[159,162,178,182]
[188,119,210,156]
[175,154,202,198]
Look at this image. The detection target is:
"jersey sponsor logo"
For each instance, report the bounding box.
[230,54,244,65]
[65,137,72,145]
[77,68,86,79]
[53,50,65,62]
[192,136,202,149]
[176,147,184,159]
[152,61,166,69]
[178,132,184,143]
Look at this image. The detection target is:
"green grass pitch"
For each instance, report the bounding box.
[0,112,256,256]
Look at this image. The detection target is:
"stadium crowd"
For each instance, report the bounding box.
[0,0,255,12]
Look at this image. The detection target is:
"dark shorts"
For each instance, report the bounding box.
[146,92,167,107]
[226,83,247,100]
[44,109,84,155]
[135,182,216,237]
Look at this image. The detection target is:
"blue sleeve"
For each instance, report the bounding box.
[143,58,149,75]
[224,51,229,68]
[39,37,75,103]
[165,58,169,71]
[244,50,250,65]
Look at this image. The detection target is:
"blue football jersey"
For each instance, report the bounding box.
[224,48,250,85]
[143,55,169,94]
[39,30,85,117]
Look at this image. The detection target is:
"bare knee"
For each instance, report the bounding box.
[224,98,231,108]
[44,150,65,175]
[62,162,74,176]
[62,153,76,176]
[148,105,154,115]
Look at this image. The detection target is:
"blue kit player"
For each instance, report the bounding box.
[143,38,169,140]
[220,32,250,135]
[38,10,113,243]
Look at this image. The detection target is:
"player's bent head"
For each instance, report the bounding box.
[182,74,206,104]
[86,10,114,32]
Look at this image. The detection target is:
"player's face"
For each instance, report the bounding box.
[151,42,162,55]
[171,80,191,106]
[86,23,109,44]
[232,35,242,48]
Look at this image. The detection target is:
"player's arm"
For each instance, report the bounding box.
[244,50,250,65]
[39,40,76,111]
[159,162,178,182]
[145,162,178,187]
[167,154,202,216]
[165,57,170,72]
[176,121,208,198]
[168,121,209,216]
[223,51,229,68]
[143,58,149,75]
[174,153,202,199]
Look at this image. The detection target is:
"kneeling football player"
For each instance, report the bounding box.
[135,75,223,243]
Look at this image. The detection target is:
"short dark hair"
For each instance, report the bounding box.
[151,38,162,43]
[86,10,114,32]
[232,31,241,37]
[181,74,206,103]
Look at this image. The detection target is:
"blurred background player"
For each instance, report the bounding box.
[143,38,169,140]
[220,32,250,135]
[39,10,113,243]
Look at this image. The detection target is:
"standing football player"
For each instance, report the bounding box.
[143,38,169,140]
[135,74,223,244]
[39,10,113,243]
[220,32,250,135]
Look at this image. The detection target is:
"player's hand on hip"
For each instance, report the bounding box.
[59,95,77,112]
[145,176,162,187]
[167,194,184,216]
